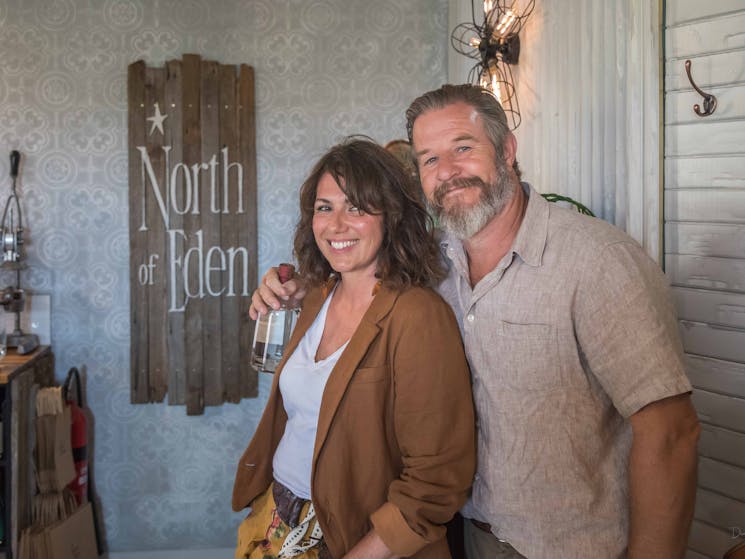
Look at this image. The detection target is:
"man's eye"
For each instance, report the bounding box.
[456,145,471,153]
[423,156,437,166]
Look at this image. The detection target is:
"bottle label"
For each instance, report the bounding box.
[268,312,286,345]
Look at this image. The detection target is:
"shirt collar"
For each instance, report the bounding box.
[511,182,549,267]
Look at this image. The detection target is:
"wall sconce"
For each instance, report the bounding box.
[451,0,535,130]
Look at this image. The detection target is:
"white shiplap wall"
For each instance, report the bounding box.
[665,2,745,557]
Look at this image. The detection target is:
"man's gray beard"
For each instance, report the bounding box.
[431,162,514,240]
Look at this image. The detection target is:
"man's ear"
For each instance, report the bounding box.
[502,132,517,167]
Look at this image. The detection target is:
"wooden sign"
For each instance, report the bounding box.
[128,55,258,415]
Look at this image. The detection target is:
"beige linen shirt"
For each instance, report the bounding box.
[438,184,692,558]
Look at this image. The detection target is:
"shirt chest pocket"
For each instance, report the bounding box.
[489,321,563,391]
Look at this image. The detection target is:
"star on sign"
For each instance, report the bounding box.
[147,102,168,136]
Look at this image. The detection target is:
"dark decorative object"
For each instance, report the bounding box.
[0,151,39,354]
[451,0,535,129]
[684,59,717,117]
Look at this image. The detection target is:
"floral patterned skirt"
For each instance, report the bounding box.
[235,482,329,559]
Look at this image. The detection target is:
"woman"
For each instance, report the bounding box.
[232,138,476,559]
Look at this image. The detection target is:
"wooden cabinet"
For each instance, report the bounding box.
[0,347,54,559]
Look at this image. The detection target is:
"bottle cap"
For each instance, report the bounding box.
[278,263,295,284]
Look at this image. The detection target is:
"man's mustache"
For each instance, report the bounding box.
[433,177,487,207]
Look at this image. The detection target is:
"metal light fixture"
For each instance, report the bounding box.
[0,150,40,354]
[451,0,535,130]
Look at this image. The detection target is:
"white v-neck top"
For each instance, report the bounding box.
[272,288,348,499]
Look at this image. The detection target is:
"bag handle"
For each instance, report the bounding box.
[62,367,82,406]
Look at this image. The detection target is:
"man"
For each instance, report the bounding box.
[251,84,700,558]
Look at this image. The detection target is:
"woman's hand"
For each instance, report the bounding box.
[342,530,399,559]
[249,266,309,319]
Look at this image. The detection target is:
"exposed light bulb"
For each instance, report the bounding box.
[480,68,503,106]
[495,10,517,37]
[469,36,482,48]
[483,0,494,14]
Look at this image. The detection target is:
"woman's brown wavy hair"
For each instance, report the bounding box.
[293,137,445,289]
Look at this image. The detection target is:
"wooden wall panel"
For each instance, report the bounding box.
[667,0,745,25]
[144,66,168,403]
[201,59,222,407]
[667,255,745,292]
[165,59,186,405]
[666,12,745,57]
[685,354,745,397]
[238,65,258,399]
[665,6,745,556]
[128,60,149,403]
[698,423,745,468]
[665,156,745,188]
[689,521,737,559]
[665,190,745,223]
[666,223,745,259]
[128,55,257,414]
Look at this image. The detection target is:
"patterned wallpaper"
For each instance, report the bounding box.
[0,0,448,551]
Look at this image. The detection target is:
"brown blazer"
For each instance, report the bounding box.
[232,282,476,558]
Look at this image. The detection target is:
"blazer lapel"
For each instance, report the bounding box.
[312,286,400,465]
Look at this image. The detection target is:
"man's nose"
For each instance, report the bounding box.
[436,154,459,182]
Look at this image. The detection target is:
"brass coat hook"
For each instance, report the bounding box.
[684,59,717,117]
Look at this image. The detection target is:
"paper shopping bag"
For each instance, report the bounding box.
[44,503,98,559]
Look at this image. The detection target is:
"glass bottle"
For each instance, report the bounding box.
[250,263,299,373]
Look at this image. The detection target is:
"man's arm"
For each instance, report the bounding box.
[249,266,308,319]
[628,393,700,558]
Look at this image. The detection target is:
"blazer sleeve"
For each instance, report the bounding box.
[370,288,476,556]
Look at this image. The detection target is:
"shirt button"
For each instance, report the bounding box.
[466,314,475,322]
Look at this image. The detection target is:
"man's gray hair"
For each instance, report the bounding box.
[405,84,521,178]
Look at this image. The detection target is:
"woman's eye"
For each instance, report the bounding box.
[348,206,364,216]
[314,205,330,213]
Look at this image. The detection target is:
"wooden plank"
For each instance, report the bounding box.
[666,51,745,91]
[666,13,745,58]
[692,388,745,433]
[689,520,735,559]
[667,254,745,293]
[665,121,745,157]
[666,223,745,258]
[218,63,240,404]
[667,1,745,26]
[201,59,222,406]
[144,66,168,403]
[673,288,745,328]
[686,354,745,398]
[128,60,150,404]
[165,59,186,405]
[665,189,745,223]
[666,85,745,124]
[699,457,745,502]
[679,320,745,364]
[182,54,204,415]
[699,423,745,468]
[665,155,745,188]
[694,489,745,535]
[238,64,258,399]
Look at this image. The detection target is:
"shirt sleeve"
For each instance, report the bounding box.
[369,289,476,556]
[573,240,692,418]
